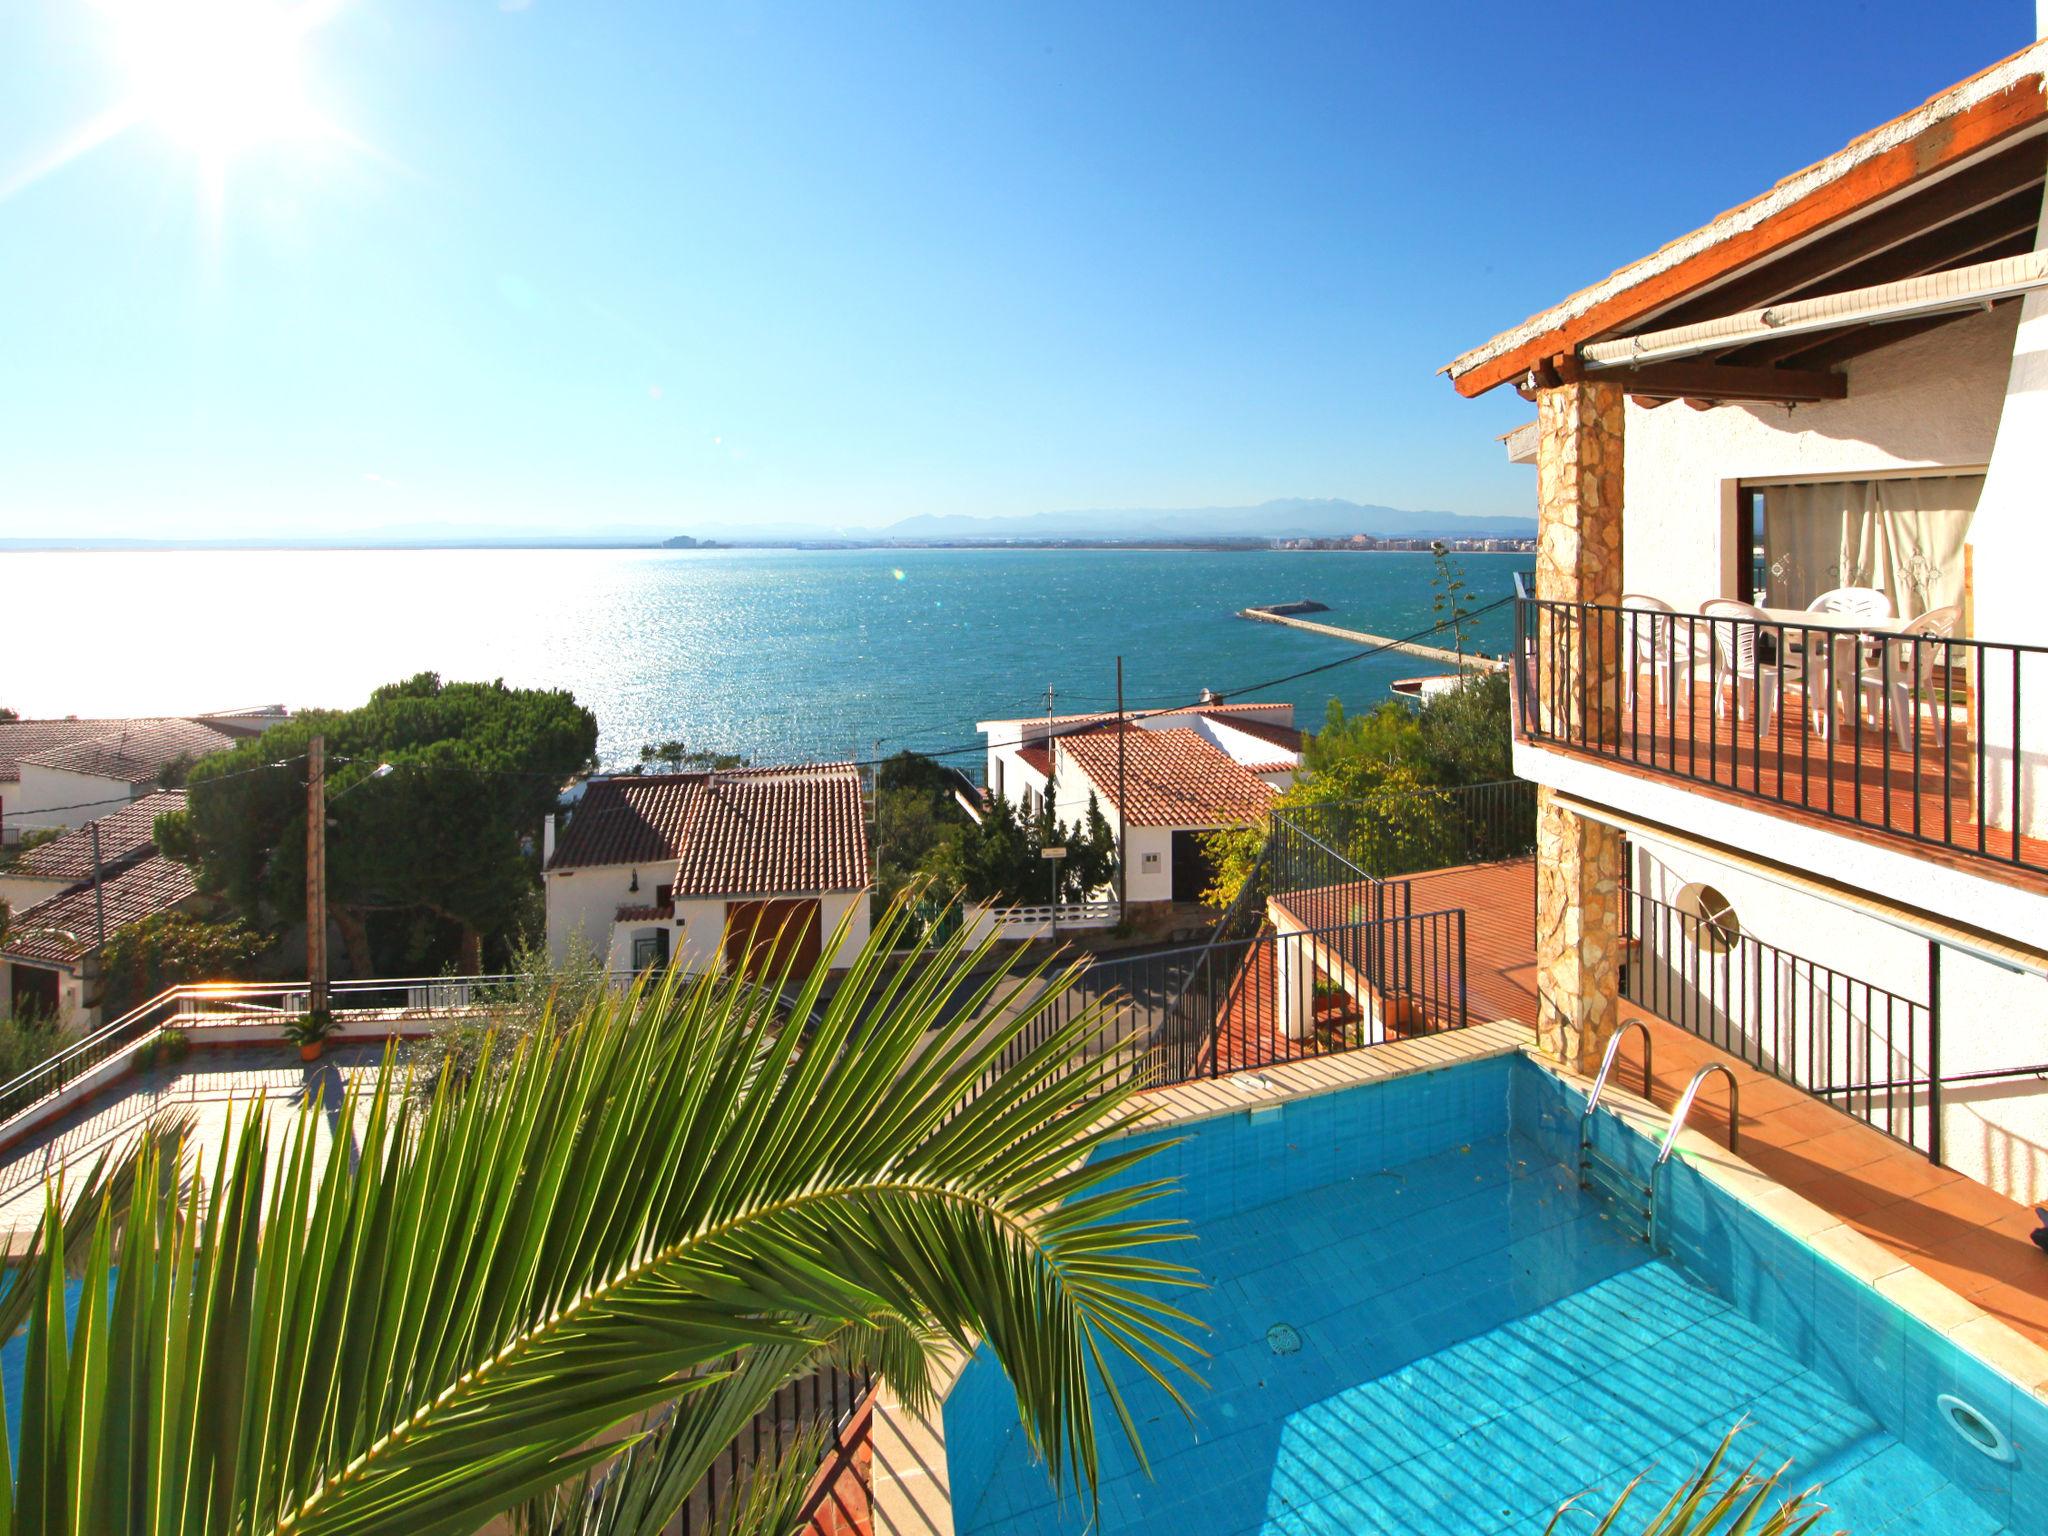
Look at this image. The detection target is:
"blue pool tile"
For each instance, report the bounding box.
[953,1057,2027,1536]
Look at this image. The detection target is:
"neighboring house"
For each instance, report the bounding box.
[0,790,187,918]
[0,710,280,841]
[977,700,1299,905]
[1052,723,1281,904]
[1445,41,2048,1200]
[978,700,1301,817]
[543,764,871,978]
[0,793,198,1026]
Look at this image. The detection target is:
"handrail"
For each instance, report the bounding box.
[1583,1018,1655,1120]
[1657,1063,1741,1163]
[1514,590,2045,875]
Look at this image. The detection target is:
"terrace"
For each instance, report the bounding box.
[1514,582,2048,889]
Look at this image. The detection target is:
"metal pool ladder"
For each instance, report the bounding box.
[1578,1021,1655,1241]
[1580,1025,1742,1249]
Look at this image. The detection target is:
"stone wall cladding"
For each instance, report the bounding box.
[1534,379,1626,745]
[1535,785,1626,1072]
[1532,379,1627,1071]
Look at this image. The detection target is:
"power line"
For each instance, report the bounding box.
[5,754,310,822]
[307,596,1516,786]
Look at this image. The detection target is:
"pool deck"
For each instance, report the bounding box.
[0,1043,389,1241]
[1385,855,2048,1359]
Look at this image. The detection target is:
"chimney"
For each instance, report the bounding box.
[542,813,556,865]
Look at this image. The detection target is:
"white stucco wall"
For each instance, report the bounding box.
[0,959,88,1025]
[1620,304,2016,613]
[1628,832,2048,1206]
[582,887,873,978]
[1123,826,1175,904]
[0,871,71,918]
[8,764,148,834]
[1971,188,2048,837]
[543,861,672,965]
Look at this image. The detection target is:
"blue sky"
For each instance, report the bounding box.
[0,1,2032,540]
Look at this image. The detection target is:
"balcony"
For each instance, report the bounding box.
[1512,594,2048,885]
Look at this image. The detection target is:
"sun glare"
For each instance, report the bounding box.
[112,0,320,157]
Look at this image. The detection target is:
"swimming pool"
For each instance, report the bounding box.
[943,1053,2047,1534]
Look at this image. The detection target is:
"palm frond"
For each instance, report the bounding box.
[8,885,1199,1535]
[1544,1422,1841,1536]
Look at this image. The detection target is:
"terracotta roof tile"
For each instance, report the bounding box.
[549,765,870,896]
[1016,746,1052,777]
[5,791,187,884]
[3,854,198,968]
[673,766,869,896]
[1057,725,1276,828]
[17,719,238,783]
[0,719,175,784]
[548,774,700,869]
[988,700,1293,729]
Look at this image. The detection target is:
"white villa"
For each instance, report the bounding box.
[1448,40,2048,1202]
[0,710,284,842]
[0,791,197,1024]
[978,701,1302,904]
[542,763,871,979]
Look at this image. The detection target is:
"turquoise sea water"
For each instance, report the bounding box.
[947,1056,2042,1535]
[0,547,1527,771]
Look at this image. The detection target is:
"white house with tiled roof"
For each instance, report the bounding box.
[1038,723,1281,905]
[0,711,281,842]
[0,791,199,1025]
[977,699,1299,824]
[542,764,871,979]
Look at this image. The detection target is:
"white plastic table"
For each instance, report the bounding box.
[1756,606,1911,727]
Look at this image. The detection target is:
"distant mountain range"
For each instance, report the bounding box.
[851,499,1533,543]
[2,498,1532,551]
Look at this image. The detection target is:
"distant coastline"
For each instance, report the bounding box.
[1,533,1535,555]
[2,495,1535,554]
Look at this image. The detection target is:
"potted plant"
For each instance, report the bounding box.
[284,1009,337,1062]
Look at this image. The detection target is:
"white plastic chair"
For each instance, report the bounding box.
[1700,598,1780,733]
[1806,586,1894,621]
[1859,605,1960,752]
[1619,594,1687,715]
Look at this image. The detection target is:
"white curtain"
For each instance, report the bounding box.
[1762,473,1981,620]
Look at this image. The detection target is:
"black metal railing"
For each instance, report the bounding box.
[1623,886,1938,1155]
[1514,594,2044,875]
[1274,781,1535,879]
[675,1364,876,1536]
[977,907,1469,1097]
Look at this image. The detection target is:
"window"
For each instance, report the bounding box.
[1675,883,1740,955]
[1748,472,1982,619]
[632,928,671,970]
[656,883,674,908]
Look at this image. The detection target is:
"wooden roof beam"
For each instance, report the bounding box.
[1638,141,2047,330]
[1592,361,1848,404]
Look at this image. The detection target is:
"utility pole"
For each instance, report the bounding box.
[306,735,329,1016]
[1115,657,1127,916]
[88,821,106,955]
[87,819,107,1016]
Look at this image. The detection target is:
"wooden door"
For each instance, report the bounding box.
[723,898,822,981]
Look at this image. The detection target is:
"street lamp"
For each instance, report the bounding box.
[1041,844,1066,939]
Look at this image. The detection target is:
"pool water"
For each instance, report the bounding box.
[946,1054,2046,1535]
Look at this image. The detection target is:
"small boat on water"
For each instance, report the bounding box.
[1391,674,1473,699]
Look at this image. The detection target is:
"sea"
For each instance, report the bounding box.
[3,547,1530,773]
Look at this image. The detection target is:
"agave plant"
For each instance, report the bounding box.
[1545,1422,1841,1536]
[0,891,1202,1534]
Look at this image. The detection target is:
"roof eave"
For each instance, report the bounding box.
[1444,42,2048,399]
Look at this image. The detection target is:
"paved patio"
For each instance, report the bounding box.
[0,1042,390,1235]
